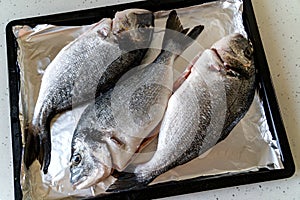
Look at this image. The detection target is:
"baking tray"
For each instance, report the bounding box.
[5,0,295,199]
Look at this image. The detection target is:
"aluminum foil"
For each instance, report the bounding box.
[14,0,284,199]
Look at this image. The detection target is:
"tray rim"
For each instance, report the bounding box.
[5,0,295,199]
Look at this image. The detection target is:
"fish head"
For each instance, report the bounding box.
[70,131,112,190]
[112,9,154,50]
[211,33,255,79]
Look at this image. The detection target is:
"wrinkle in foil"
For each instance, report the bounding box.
[15,0,283,199]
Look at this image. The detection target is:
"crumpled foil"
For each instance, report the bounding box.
[14,0,283,199]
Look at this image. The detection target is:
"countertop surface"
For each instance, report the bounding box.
[0,0,299,199]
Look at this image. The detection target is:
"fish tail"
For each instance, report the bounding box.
[106,171,148,192]
[162,10,183,49]
[23,126,40,170]
[24,113,52,174]
[37,129,51,174]
[162,10,204,54]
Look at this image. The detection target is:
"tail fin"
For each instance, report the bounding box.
[106,171,147,192]
[23,128,39,170]
[162,10,204,55]
[38,130,51,174]
[24,124,51,174]
[161,10,183,48]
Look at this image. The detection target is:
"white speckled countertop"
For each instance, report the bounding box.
[0,0,299,199]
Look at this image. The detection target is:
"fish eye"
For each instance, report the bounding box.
[244,46,253,59]
[72,153,82,166]
[226,69,240,77]
[137,24,146,33]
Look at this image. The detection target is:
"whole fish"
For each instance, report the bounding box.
[69,10,204,190]
[24,9,155,174]
[107,33,256,192]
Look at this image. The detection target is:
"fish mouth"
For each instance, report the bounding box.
[111,11,131,35]
[70,167,86,189]
[72,176,87,189]
[71,165,112,190]
[71,172,100,190]
[93,18,114,38]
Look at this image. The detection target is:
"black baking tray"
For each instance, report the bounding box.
[6,0,295,199]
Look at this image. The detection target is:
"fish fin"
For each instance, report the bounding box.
[23,127,39,170]
[162,10,204,54]
[24,124,51,174]
[27,118,51,174]
[120,123,160,169]
[107,171,146,192]
[37,132,51,174]
[186,25,204,40]
[176,24,204,54]
[162,10,183,49]
[181,28,190,35]
[37,142,43,168]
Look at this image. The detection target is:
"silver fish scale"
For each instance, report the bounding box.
[134,74,216,181]
[110,61,173,134]
[66,33,122,105]
[133,48,251,183]
[129,83,170,127]
[73,92,116,142]
[71,40,176,174]
[35,29,122,116]
[70,10,206,187]
[219,68,256,141]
